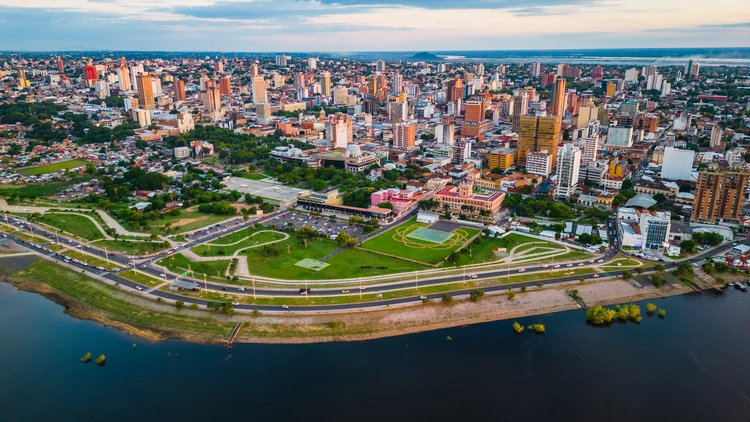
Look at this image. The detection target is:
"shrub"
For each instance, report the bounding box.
[512,322,524,333]
[586,306,617,325]
[469,290,485,302]
[646,303,657,313]
[441,293,453,303]
[658,309,666,318]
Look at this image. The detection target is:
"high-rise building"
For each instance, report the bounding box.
[661,147,695,181]
[308,58,317,70]
[174,78,186,102]
[375,60,386,72]
[518,115,562,168]
[16,68,30,88]
[446,78,464,102]
[325,114,353,149]
[620,101,639,117]
[367,75,379,97]
[511,92,529,133]
[219,76,231,96]
[443,123,455,146]
[554,144,581,200]
[606,81,617,97]
[319,71,331,97]
[692,167,749,223]
[452,140,471,164]
[710,124,724,151]
[84,60,98,87]
[529,61,541,77]
[540,72,556,86]
[591,65,603,81]
[689,62,700,77]
[56,56,64,73]
[117,65,131,91]
[393,123,416,150]
[464,100,486,123]
[526,150,553,177]
[388,101,408,123]
[275,55,287,67]
[133,109,151,128]
[250,63,259,77]
[201,80,221,113]
[252,76,267,104]
[332,86,348,105]
[624,68,639,82]
[392,73,403,96]
[294,73,306,89]
[214,61,224,73]
[550,77,567,117]
[580,136,599,163]
[488,148,516,171]
[136,73,155,110]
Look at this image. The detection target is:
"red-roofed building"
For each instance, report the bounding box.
[434,180,504,221]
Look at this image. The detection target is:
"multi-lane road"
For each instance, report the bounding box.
[2,212,740,314]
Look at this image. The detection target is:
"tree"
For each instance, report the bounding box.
[175,300,185,310]
[96,354,106,366]
[469,290,485,302]
[621,179,633,190]
[647,303,658,313]
[653,193,667,203]
[378,201,394,210]
[336,232,357,247]
[622,270,633,280]
[512,322,524,333]
[680,239,696,254]
[586,306,617,324]
[441,293,453,303]
[654,264,666,273]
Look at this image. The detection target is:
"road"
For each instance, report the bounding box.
[1,212,740,314]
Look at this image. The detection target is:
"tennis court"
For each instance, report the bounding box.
[407,227,454,244]
[294,258,330,271]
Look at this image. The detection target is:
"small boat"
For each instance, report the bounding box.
[728,283,735,287]
[735,283,747,292]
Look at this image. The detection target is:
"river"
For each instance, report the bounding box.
[0,281,748,421]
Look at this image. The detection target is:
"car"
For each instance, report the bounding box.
[359,286,367,290]
[733,242,738,246]
[578,263,584,266]
[136,286,143,290]
[221,287,227,291]
[553,264,560,268]
[597,259,604,263]
[281,305,289,309]
[589,259,594,263]
[299,288,311,295]
[566,264,573,267]
[231,302,239,306]
[617,263,622,266]
[419,296,428,300]
[518,269,526,273]
[160,273,166,277]
[341,289,350,293]
[592,274,600,278]
[468,274,478,279]
[542,264,549,268]
[692,263,699,267]
[238,287,246,292]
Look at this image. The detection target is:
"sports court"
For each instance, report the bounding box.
[407,227,455,244]
[429,220,463,233]
[294,258,330,271]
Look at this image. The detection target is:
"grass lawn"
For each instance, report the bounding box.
[96,239,170,256]
[515,249,593,264]
[9,260,235,337]
[239,173,269,181]
[47,244,66,252]
[19,160,91,175]
[38,213,105,241]
[119,269,165,287]
[62,249,123,271]
[451,234,565,267]
[360,217,480,265]
[192,231,286,257]
[119,209,236,235]
[205,225,266,245]
[242,236,341,280]
[0,223,16,233]
[157,253,231,279]
[15,232,50,244]
[325,248,429,278]
[0,179,84,198]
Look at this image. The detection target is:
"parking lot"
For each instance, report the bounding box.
[269,210,365,240]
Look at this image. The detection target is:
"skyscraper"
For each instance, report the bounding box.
[275,55,287,66]
[250,63,259,77]
[56,56,64,73]
[511,92,529,133]
[252,76,267,104]
[375,60,386,72]
[84,60,98,87]
[117,64,131,91]
[219,76,231,96]
[446,78,463,102]
[554,144,581,200]
[174,78,186,102]
[307,58,317,70]
[517,115,562,167]
[692,167,749,223]
[393,123,416,150]
[319,71,331,97]
[201,80,221,113]
[392,72,403,96]
[710,125,724,151]
[464,100,486,123]
[550,77,567,117]
[325,115,353,149]
[215,61,224,73]
[16,68,30,88]
[529,61,541,77]
[136,73,155,110]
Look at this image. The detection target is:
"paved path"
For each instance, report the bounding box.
[94,209,150,238]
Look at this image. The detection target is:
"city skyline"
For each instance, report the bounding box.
[0,0,749,51]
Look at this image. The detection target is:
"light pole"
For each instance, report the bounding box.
[105,247,109,264]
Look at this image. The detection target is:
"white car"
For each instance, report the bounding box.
[468,274,478,279]
[542,264,549,268]
[136,286,143,291]
[617,263,622,266]
[566,264,573,267]
[518,269,526,273]
[419,295,427,300]
[597,259,604,263]
[281,305,289,309]
[231,302,239,306]
[553,264,560,268]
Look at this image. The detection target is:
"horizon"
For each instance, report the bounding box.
[1,1,749,51]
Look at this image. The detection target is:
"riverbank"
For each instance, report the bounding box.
[0,256,702,344]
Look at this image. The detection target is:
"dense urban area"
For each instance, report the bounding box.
[0,51,749,342]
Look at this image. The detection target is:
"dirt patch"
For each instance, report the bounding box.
[170,217,201,227]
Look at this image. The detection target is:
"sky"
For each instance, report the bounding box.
[0,0,748,52]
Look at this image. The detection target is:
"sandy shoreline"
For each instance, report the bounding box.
[5,273,697,345]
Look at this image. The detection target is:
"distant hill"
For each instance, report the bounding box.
[411,52,443,62]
